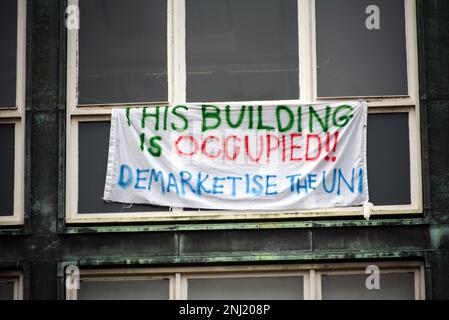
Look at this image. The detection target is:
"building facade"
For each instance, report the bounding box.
[0,0,448,299]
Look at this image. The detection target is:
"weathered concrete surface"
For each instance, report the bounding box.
[421,0,449,299]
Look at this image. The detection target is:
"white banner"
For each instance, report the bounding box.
[103,102,368,210]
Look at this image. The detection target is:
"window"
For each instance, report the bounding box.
[0,0,26,225]
[0,123,15,217]
[66,0,421,223]
[315,0,408,97]
[77,0,167,105]
[0,272,23,300]
[186,0,299,102]
[77,278,170,300]
[0,0,18,108]
[77,120,166,214]
[320,272,415,300]
[0,281,14,300]
[66,262,425,300]
[187,275,304,300]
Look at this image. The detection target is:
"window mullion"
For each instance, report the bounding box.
[298,0,313,102]
[168,0,186,214]
[174,273,182,300]
[168,0,186,104]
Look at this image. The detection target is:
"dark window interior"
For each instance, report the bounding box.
[186,0,299,102]
[321,272,415,300]
[78,0,167,105]
[316,0,408,97]
[367,113,411,205]
[0,0,17,108]
[0,281,15,300]
[0,124,15,216]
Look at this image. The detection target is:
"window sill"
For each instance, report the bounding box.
[61,216,428,235]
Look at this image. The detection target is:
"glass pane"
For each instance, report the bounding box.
[0,281,14,300]
[78,279,169,300]
[316,0,408,97]
[188,276,303,300]
[321,273,415,300]
[0,124,15,216]
[186,0,299,102]
[78,121,169,213]
[79,0,167,104]
[367,113,411,205]
[0,0,17,107]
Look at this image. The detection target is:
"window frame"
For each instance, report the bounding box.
[310,0,416,101]
[181,271,308,300]
[66,273,175,300]
[0,0,26,225]
[315,264,425,300]
[66,0,422,224]
[0,271,23,300]
[65,261,424,300]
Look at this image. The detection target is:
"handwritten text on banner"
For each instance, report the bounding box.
[103,102,368,210]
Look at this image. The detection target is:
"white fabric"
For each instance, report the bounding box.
[104,102,368,210]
